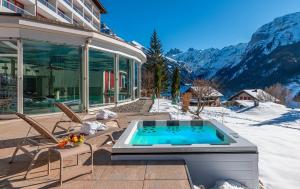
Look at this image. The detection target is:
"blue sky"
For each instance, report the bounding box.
[101,0,300,52]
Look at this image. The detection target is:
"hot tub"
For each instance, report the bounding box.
[112,120,259,189]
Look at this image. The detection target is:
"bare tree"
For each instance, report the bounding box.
[189,79,219,119]
[264,83,290,105]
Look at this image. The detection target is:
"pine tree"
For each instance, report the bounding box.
[145,30,168,97]
[171,67,180,98]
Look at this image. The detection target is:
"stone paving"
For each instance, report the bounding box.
[0,100,192,189]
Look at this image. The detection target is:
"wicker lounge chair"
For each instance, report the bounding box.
[9,113,95,185]
[52,102,121,144]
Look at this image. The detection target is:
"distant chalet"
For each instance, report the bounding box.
[228,89,280,103]
[181,86,223,107]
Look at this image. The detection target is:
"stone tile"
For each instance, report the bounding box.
[143,180,191,189]
[93,180,143,189]
[100,161,146,181]
[145,161,188,180]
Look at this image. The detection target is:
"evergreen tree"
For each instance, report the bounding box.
[171,67,180,98]
[145,30,168,97]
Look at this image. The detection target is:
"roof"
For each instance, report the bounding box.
[229,89,280,102]
[92,0,107,14]
[183,86,223,97]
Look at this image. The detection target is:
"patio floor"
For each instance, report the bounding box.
[0,100,192,189]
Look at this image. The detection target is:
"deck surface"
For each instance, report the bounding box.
[0,100,191,189]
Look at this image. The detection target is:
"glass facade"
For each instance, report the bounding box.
[0,41,17,114]
[119,56,132,101]
[89,49,115,106]
[134,62,139,99]
[23,40,82,114]
[0,39,141,116]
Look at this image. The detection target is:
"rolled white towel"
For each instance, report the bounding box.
[96,109,117,120]
[80,121,108,135]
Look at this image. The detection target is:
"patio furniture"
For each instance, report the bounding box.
[9,113,94,185]
[49,142,93,186]
[52,102,121,144]
[10,113,59,179]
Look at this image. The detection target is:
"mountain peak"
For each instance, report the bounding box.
[247,12,300,55]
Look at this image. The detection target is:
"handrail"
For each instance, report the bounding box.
[93,22,99,30]
[84,1,92,12]
[63,0,72,7]
[73,5,83,16]
[57,9,72,22]
[84,14,92,23]
[2,0,33,15]
[38,0,56,12]
[38,0,71,23]
[92,10,98,18]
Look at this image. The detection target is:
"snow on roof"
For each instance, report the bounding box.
[131,41,145,50]
[231,89,280,102]
[190,86,223,97]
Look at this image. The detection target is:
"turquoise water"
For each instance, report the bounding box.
[130,125,228,145]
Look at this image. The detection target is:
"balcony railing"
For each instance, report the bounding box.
[63,0,72,7]
[38,0,56,12]
[73,5,83,16]
[92,10,98,18]
[93,22,99,30]
[84,14,92,23]
[84,1,92,12]
[57,9,72,22]
[2,0,33,15]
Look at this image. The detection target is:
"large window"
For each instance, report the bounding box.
[23,40,82,114]
[0,41,17,114]
[89,49,115,106]
[119,56,132,101]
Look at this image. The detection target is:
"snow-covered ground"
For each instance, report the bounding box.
[150,99,300,189]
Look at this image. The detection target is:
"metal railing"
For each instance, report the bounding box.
[63,0,72,7]
[73,5,83,16]
[2,0,33,15]
[92,10,98,18]
[57,9,72,22]
[93,22,99,30]
[38,0,56,12]
[84,1,92,12]
[84,14,92,23]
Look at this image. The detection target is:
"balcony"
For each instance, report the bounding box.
[57,9,72,22]
[2,0,33,15]
[84,14,92,23]
[63,0,72,7]
[84,1,92,12]
[73,5,83,16]
[93,22,99,31]
[38,0,56,13]
[92,10,98,19]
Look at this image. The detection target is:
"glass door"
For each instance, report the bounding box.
[0,41,18,115]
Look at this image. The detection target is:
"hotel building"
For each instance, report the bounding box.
[0,1,146,118]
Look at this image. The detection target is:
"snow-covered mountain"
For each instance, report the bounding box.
[131,41,194,84]
[170,43,247,79]
[170,12,300,98]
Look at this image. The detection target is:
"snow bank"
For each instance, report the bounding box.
[149,99,300,189]
[149,98,193,120]
[210,180,247,189]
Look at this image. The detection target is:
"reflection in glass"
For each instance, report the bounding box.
[0,41,17,114]
[23,40,82,114]
[119,56,132,101]
[89,49,115,106]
